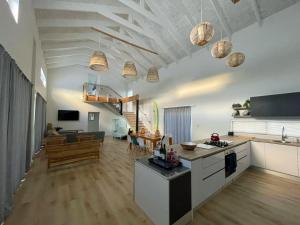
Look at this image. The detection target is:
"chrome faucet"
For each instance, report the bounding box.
[281,126,287,143]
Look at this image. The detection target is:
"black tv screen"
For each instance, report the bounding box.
[250,92,300,117]
[58,110,79,121]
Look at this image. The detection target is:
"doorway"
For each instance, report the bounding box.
[164,106,191,144]
[88,112,100,132]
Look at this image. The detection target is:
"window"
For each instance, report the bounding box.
[40,68,46,87]
[6,0,19,23]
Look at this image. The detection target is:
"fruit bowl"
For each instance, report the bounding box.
[181,142,197,151]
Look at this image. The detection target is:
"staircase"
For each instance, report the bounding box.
[83,83,150,132]
[123,112,147,132]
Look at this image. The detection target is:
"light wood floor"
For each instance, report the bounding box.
[4,137,300,225]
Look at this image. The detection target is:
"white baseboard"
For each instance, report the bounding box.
[251,166,300,182]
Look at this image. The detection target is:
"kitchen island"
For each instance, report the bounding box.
[135,157,192,225]
[134,135,252,225]
[135,134,300,225]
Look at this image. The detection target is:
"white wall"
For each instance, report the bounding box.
[47,65,126,135]
[0,0,47,99]
[136,2,300,140]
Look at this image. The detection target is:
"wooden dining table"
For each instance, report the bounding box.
[130,133,173,150]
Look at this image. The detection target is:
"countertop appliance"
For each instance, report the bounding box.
[204,140,230,148]
[211,133,220,142]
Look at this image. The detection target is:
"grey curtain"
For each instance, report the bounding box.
[0,45,32,223]
[34,93,46,154]
[164,106,191,144]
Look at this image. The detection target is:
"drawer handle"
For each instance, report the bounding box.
[203,168,224,181]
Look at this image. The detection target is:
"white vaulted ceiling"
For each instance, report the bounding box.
[34,0,300,81]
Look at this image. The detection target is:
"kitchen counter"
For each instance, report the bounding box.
[170,135,300,161]
[135,157,190,180]
[171,136,250,161]
[251,137,300,147]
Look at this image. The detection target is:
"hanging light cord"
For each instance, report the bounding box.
[201,0,203,22]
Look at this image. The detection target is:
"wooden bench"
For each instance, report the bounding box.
[46,140,100,168]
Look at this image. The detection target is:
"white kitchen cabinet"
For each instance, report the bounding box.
[181,152,225,209]
[201,169,225,202]
[236,152,250,177]
[135,163,169,225]
[265,143,298,177]
[250,142,266,168]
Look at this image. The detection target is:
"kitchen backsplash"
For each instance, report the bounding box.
[231,118,300,138]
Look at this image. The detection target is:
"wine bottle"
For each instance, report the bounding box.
[159,142,164,160]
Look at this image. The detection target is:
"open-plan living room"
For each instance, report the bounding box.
[1,0,300,225]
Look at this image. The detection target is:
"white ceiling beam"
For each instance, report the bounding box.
[45,54,123,69]
[249,0,262,26]
[47,62,88,69]
[42,41,100,51]
[40,32,114,47]
[40,32,155,67]
[33,0,157,40]
[44,49,93,59]
[209,0,232,38]
[47,59,122,75]
[37,19,170,60]
[41,41,123,61]
[42,40,125,63]
[117,0,161,26]
[144,0,191,57]
[44,50,121,63]
[37,19,148,49]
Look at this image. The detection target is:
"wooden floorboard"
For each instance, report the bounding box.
[4,137,300,225]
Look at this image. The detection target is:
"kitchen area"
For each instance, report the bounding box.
[134,92,300,225]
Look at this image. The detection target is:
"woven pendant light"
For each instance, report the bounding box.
[190,22,215,46]
[190,0,214,46]
[211,40,232,58]
[122,61,137,78]
[147,67,159,82]
[89,51,109,71]
[227,52,245,67]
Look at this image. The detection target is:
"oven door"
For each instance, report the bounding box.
[225,152,237,177]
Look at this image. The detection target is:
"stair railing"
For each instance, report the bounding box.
[138,106,152,133]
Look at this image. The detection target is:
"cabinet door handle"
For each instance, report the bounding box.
[203,168,224,181]
[237,155,247,162]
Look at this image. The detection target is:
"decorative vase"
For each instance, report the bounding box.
[155,129,161,137]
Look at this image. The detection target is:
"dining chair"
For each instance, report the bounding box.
[127,135,132,151]
[130,136,140,151]
[137,137,149,151]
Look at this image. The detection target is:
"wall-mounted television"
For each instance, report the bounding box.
[250,92,300,117]
[58,110,79,121]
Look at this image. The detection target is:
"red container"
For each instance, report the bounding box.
[211,133,220,142]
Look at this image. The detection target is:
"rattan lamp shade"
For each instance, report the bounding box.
[227,52,245,67]
[190,22,215,46]
[147,67,159,82]
[89,51,109,71]
[122,61,137,78]
[211,40,232,59]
